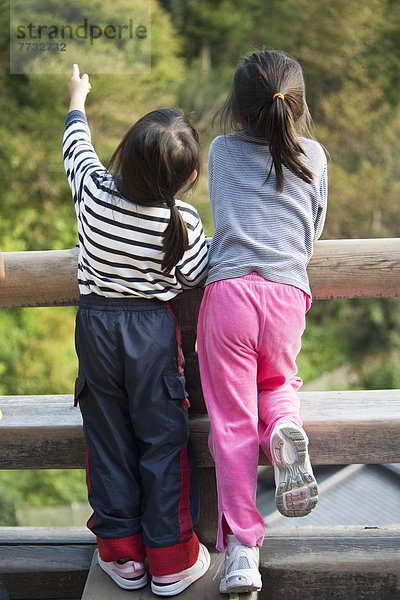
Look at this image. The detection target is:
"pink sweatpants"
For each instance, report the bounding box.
[197,273,310,551]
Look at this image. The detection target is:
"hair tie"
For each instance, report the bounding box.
[273,92,285,101]
[167,199,176,208]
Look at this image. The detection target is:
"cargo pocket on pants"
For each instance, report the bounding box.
[163,372,190,444]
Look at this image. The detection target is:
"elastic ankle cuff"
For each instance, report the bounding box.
[97,533,146,562]
[146,533,199,576]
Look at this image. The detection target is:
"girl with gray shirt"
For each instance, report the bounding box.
[197,49,327,594]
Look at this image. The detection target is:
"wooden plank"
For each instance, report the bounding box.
[0,249,79,308]
[178,352,206,414]
[82,548,257,600]
[0,396,85,470]
[1,391,400,469]
[0,542,95,600]
[0,527,95,599]
[3,526,399,600]
[0,526,94,545]
[0,580,8,600]
[309,238,400,299]
[1,239,400,309]
[195,468,218,544]
[261,526,400,599]
[170,287,204,354]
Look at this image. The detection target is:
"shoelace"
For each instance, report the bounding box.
[210,552,246,600]
[210,551,225,581]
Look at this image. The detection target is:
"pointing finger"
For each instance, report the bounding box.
[71,63,80,78]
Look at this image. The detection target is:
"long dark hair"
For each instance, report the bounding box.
[219,49,314,192]
[108,108,201,273]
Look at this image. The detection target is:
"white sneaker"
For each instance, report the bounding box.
[270,420,319,517]
[97,551,148,590]
[151,543,210,596]
[219,535,262,594]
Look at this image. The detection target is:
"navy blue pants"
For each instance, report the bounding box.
[74,294,200,576]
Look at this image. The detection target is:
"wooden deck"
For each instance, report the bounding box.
[1,526,399,599]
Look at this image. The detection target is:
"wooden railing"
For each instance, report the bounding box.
[1,240,400,600]
[2,238,400,309]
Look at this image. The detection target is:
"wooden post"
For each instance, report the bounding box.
[171,288,219,546]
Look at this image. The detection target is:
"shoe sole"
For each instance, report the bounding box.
[219,545,262,594]
[271,424,319,517]
[151,544,211,597]
[224,583,262,594]
[97,553,148,590]
[220,575,262,594]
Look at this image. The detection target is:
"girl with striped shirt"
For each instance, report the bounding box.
[63,65,209,595]
[197,50,328,594]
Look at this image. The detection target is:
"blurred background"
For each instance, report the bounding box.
[0,0,399,527]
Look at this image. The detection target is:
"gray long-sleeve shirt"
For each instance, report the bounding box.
[206,133,328,297]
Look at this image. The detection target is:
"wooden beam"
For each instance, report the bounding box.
[1,390,400,470]
[0,527,95,600]
[1,239,400,308]
[1,526,399,600]
[0,248,79,308]
[0,395,85,470]
[309,238,400,299]
[261,525,400,600]
[0,526,94,544]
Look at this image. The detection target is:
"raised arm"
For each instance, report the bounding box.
[63,64,105,206]
[68,63,91,114]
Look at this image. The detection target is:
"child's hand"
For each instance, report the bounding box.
[68,64,91,113]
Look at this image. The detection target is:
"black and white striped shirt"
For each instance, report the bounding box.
[63,111,208,300]
[206,133,328,296]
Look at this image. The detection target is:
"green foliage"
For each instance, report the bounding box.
[0,0,184,253]
[299,298,400,389]
[317,82,400,239]
[1,0,400,519]
[0,469,87,507]
[0,493,18,526]
[0,307,77,395]
[159,0,256,66]
[298,301,350,384]
[9,0,151,76]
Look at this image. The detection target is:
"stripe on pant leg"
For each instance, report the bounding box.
[166,304,193,539]
[85,445,98,530]
[178,443,193,542]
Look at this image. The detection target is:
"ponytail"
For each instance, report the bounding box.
[108,108,200,274]
[219,50,316,193]
[268,93,313,193]
[162,202,189,273]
